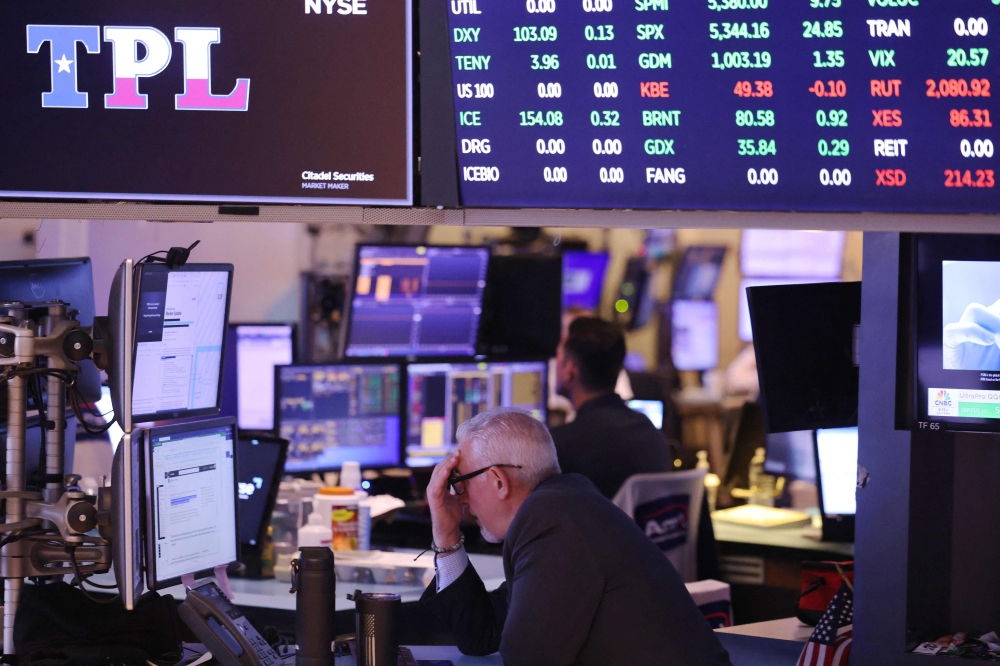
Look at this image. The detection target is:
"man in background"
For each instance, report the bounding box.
[550,316,671,498]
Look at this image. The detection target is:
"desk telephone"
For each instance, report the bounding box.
[178,580,283,666]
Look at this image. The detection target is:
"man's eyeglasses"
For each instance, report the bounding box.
[449,464,523,495]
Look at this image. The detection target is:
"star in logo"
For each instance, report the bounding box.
[54,54,74,73]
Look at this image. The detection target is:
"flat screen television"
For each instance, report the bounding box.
[740,230,846,279]
[0,0,412,206]
[914,234,1000,432]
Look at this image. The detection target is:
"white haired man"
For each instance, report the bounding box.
[420,407,732,666]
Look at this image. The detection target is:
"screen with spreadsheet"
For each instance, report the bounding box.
[345,245,490,357]
[235,324,294,431]
[405,360,547,467]
[276,364,401,471]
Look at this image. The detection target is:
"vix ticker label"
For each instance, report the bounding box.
[27,25,250,111]
[929,388,1000,419]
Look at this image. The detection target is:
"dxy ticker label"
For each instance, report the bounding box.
[447,0,999,213]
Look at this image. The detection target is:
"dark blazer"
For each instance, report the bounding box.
[421,474,732,666]
[551,393,672,498]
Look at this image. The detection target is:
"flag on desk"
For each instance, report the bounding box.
[797,581,853,666]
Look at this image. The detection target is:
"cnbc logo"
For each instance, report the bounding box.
[934,390,952,406]
[928,389,958,417]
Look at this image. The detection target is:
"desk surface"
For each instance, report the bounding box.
[145,554,507,613]
[712,519,855,557]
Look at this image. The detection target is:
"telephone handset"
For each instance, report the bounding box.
[178,580,282,666]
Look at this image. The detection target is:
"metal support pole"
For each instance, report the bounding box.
[4,375,26,656]
[44,372,65,505]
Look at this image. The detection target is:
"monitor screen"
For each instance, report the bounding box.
[144,418,238,589]
[277,363,401,471]
[915,235,1000,431]
[236,434,287,547]
[738,278,834,343]
[671,300,718,372]
[235,324,294,431]
[815,427,858,517]
[562,251,610,311]
[478,253,563,356]
[672,247,726,301]
[0,0,412,206]
[763,430,816,484]
[132,263,233,423]
[406,360,547,467]
[628,399,664,430]
[741,231,846,279]
[748,282,860,433]
[0,257,96,325]
[442,5,997,214]
[345,245,489,358]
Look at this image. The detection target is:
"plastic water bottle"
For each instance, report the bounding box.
[298,511,332,549]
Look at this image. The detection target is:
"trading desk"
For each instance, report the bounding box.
[712,518,854,624]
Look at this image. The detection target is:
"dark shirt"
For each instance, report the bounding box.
[421,474,732,666]
[551,393,672,499]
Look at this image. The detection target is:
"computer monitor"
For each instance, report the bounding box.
[345,245,490,357]
[763,430,817,483]
[748,282,860,433]
[814,427,858,542]
[740,230,846,279]
[276,363,402,472]
[738,278,834,342]
[628,399,664,430]
[0,257,102,404]
[236,433,288,548]
[671,300,719,372]
[405,360,547,467]
[478,254,563,357]
[0,257,96,325]
[144,418,239,590]
[562,251,610,311]
[221,324,296,431]
[672,246,726,301]
[132,262,234,423]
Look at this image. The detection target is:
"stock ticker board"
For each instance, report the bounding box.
[446,0,1000,213]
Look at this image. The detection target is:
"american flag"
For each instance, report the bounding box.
[797,581,853,666]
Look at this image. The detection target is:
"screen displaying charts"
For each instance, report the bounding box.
[0,0,412,205]
[132,265,232,422]
[346,245,490,357]
[447,0,998,212]
[406,360,547,467]
[276,364,401,471]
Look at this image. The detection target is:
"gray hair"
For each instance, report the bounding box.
[456,407,561,489]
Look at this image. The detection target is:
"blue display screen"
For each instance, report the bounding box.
[346,245,490,357]
[448,1,998,213]
[563,250,610,310]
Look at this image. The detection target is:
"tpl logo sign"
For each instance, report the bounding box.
[27,25,250,111]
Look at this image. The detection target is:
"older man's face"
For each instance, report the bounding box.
[455,439,505,543]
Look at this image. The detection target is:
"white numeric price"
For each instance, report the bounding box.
[544,166,568,181]
[961,139,994,157]
[599,167,624,183]
[592,138,622,155]
[583,0,613,11]
[747,168,778,185]
[954,17,989,37]
[819,168,851,186]
[527,0,556,12]
[537,82,563,98]
[593,81,619,98]
[537,138,567,154]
